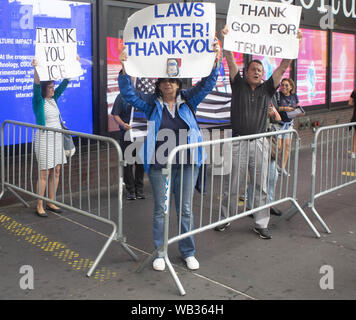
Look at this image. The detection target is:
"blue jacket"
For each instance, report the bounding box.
[32,79,69,126]
[118,67,219,172]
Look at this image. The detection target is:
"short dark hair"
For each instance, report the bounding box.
[40,81,55,98]
[246,60,264,72]
[155,78,182,97]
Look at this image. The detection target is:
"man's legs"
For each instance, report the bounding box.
[249,138,270,229]
[221,141,247,219]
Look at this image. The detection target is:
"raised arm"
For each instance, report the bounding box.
[220,25,239,81]
[272,30,303,88]
[32,59,40,84]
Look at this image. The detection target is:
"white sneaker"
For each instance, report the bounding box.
[184,256,199,270]
[153,258,165,271]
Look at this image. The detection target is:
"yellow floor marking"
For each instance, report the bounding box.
[0,213,117,282]
[342,171,355,177]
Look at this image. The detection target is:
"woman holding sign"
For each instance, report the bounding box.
[32,58,70,217]
[118,42,220,272]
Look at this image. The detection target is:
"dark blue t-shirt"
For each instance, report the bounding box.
[278,92,299,123]
[152,105,190,169]
[111,94,132,130]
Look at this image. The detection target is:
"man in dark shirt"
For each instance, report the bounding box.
[215,25,302,239]
[112,93,145,200]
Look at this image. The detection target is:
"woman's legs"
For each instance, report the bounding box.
[48,164,61,209]
[282,138,291,169]
[36,169,48,213]
[36,165,61,212]
[172,165,199,259]
[147,167,167,258]
[147,165,199,259]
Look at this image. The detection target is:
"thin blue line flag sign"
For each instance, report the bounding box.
[123,2,216,78]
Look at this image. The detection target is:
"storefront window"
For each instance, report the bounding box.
[331,32,355,103]
[296,28,327,107]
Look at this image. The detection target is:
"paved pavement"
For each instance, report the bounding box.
[1,148,356,303]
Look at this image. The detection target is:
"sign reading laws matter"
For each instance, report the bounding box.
[123,2,216,78]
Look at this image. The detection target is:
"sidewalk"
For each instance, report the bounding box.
[1,148,356,300]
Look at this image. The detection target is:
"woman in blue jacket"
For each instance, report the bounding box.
[118,44,220,272]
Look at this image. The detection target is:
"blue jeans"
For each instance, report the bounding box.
[148,164,199,259]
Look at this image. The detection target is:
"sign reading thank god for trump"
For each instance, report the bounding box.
[224,0,302,59]
[123,2,216,78]
[35,27,83,81]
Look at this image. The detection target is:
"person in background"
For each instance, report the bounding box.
[112,81,147,200]
[275,78,305,176]
[118,41,220,272]
[348,88,356,159]
[32,58,71,217]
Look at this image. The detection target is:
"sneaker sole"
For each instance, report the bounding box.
[253,228,272,239]
[214,222,231,232]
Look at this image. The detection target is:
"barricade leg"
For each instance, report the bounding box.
[120,241,139,261]
[4,185,30,208]
[290,199,320,238]
[310,204,331,234]
[87,221,117,277]
[165,255,186,296]
[135,247,161,273]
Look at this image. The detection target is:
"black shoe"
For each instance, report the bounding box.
[46,205,62,214]
[270,207,282,216]
[126,193,136,200]
[36,210,48,217]
[136,192,145,199]
[253,227,272,240]
[214,222,231,232]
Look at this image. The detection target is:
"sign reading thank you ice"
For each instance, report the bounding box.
[224,0,302,59]
[35,27,83,81]
[123,2,216,78]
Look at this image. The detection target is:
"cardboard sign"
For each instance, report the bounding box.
[35,27,83,81]
[224,0,302,59]
[123,2,216,78]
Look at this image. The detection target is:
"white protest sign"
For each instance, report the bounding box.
[35,28,83,81]
[123,2,216,78]
[224,0,302,59]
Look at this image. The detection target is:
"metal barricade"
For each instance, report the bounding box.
[304,122,356,233]
[0,120,138,276]
[137,129,320,296]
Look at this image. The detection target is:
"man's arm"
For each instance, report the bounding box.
[272,30,303,88]
[348,96,354,107]
[113,114,131,131]
[220,25,239,81]
[272,59,292,89]
[223,50,239,82]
